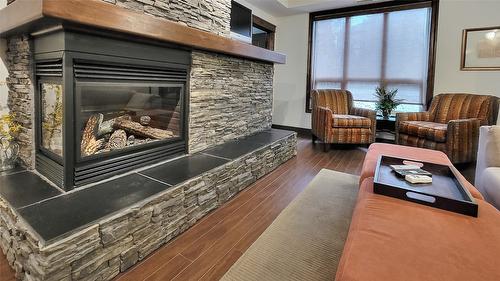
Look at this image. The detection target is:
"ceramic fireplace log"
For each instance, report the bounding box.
[114,119,174,140]
[81,114,105,157]
[97,118,116,137]
[105,129,127,151]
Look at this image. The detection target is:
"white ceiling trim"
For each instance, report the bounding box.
[243,0,391,17]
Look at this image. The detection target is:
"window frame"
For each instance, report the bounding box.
[305,0,439,113]
[37,77,64,165]
[252,14,276,51]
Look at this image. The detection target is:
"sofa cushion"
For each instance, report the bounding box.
[332,115,371,128]
[481,167,500,210]
[361,143,483,200]
[335,177,500,281]
[399,120,447,142]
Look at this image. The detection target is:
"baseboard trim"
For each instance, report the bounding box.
[272,124,311,136]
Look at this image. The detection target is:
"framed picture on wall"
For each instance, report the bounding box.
[461,26,500,71]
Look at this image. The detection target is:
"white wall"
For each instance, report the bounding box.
[273,13,311,128]
[272,0,500,129]
[434,0,500,122]
[0,0,8,117]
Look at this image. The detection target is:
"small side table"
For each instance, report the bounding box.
[376,115,396,143]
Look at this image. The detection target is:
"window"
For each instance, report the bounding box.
[307,1,437,113]
[252,15,276,50]
[40,82,63,158]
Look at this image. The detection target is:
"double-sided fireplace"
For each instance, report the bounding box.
[34,29,190,190]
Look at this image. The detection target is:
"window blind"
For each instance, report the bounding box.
[311,7,432,109]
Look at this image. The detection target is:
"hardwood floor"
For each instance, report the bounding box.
[115,137,366,281]
[0,136,478,281]
[0,137,367,281]
[0,251,15,281]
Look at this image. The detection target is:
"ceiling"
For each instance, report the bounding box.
[244,0,392,17]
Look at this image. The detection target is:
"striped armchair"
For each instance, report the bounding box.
[311,89,376,151]
[396,93,499,164]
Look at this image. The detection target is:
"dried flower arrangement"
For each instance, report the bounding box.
[0,113,21,171]
[0,113,21,141]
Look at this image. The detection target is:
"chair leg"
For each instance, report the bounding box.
[323,143,329,152]
[312,134,317,144]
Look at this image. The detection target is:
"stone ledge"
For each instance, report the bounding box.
[0,132,297,280]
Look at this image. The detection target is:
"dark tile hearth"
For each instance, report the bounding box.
[140,153,229,186]
[0,171,62,209]
[18,174,167,242]
[246,129,296,144]
[202,139,266,159]
[203,129,294,159]
[0,129,295,243]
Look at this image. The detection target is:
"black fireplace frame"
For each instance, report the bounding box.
[33,28,191,190]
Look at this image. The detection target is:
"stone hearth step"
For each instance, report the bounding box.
[1,129,294,242]
[0,129,297,281]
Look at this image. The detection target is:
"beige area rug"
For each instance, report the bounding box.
[221,169,359,281]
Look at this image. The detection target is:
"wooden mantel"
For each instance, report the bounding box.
[0,0,286,64]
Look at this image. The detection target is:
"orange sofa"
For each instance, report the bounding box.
[335,143,500,281]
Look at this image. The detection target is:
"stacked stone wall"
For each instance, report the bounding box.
[189,51,274,152]
[102,0,231,37]
[5,36,34,167]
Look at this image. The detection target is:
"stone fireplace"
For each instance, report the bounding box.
[0,1,294,280]
[3,0,280,188]
[33,30,190,189]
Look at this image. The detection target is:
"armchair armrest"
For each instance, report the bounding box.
[312,106,333,140]
[351,107,376,119]
[475,126,500,189]
[351,107,377,142]
[446,118,481,163]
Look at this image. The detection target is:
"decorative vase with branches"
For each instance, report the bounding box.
[0,113,21,171]
[374,86,403,118]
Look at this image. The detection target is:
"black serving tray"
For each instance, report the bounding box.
[373,155,478,217]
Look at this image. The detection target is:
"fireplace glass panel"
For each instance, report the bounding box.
[77,82,183,158]
[40,83,64,157]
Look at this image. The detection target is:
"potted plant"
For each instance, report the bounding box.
[374,86,403,118]
[0,113,21,171]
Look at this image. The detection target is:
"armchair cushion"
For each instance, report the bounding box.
[332,115,371,128]
[311,89,376,144]
[396,94,498,164]
[399,121,447,142]
[331,128,373,144]
[432,94,498,125]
